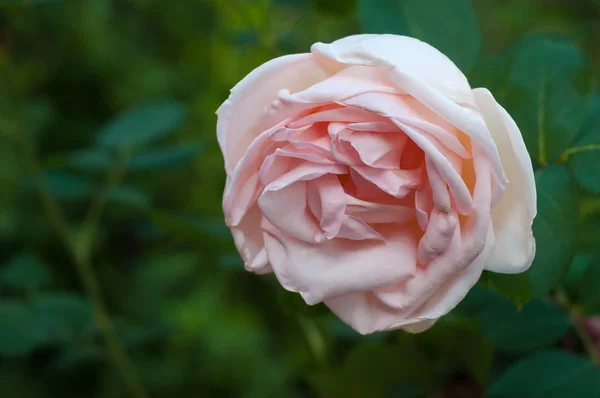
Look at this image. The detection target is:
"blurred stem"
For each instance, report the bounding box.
[558,144,600,163]
[298,316,327,367]
[6,120,149,398]
[77,148,130,261]
[556,288,600,366]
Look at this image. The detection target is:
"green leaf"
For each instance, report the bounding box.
[457,286,570,352]
[488,350,600,398]
[106,186,149,209]
[70,144,204,173]
[358,0,481,73]
[126,143,204,172]
[41,171,95,199]
[568,93,600,192]
[96,101,185,149]
[417,316,494,384]
[0,0,61,6]
[69,149,112,171]
[53,345,102,371]
[504,35,588,163]
[358,0,408,36]
[33,292,93,344]
[0,301,45,357]
[572,254,600,314]
[490,165,578,301]
[564,253,595,294]
[0,252,51,291]
[309,339,430,398]
[150,211,231,240]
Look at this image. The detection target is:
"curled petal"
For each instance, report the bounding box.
[258,162,347,243]
[473,88,536,274]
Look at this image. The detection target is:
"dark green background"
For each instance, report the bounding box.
[0,0,599,397]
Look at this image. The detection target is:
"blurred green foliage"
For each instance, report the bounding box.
[0,0,600,397]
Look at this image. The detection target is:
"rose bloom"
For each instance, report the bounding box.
[217,35,536,334]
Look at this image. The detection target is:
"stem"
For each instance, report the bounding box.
[7,121,149,398]
[298,315,327,366]
[556,288,600,366]
[77,148,130,261]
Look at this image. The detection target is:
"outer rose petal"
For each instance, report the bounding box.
[262,222,418,305]
[311,34,472,103]
[473,88,536,274]
[217,54,326,174]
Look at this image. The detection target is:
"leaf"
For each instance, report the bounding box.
[69,149,112,171]
[96,101,185,149]
[0,252,51,290]
[309,339,430,398]
[0,0,61,6]
[490,165,578,301]
[358,0,481,73]
[53,345,102,371]
[457,286,570,352]
[417,316,494,384]
[150,211,231,241]
[70,144,205,173]
[568,93,600,192]
[488,350,600,398]
[0,301,45,357]
[358,0,408,35]
[126,143,204,172]
[42,171,95,199]
[33,292,93,344]
[572,254,600,314]
[106,186,149,209]
[504,35,588,163]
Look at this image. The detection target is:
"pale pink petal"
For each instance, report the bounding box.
[310,34,472,103]
[223,125,284,226]
[336,215,384,241]
[417,209,458,265]
[259,180,323,243]
[473,88,536,274]
[307,175,347,239]
[230,205,272,274]
[374,145,492,312]
[217,54,326,174]
[425,157,451,212]
[351,166,421,199]
[415,185,433,231]
[340,128,408,169]
[345,194,415,224]
[258,162,347,243]
[262,222,418,305]
[288,105,388,128]
[384,68,508,188]
[397,120,473,214]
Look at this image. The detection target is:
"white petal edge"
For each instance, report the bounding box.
[473,88,536,274]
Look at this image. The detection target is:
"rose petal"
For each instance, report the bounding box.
[473,88,536,274]
[230,205,272,274]
[217,54,326,174]
[345,194,415,224]
[258,162,347,243]
[263,222,418,305]
[307,175,347,239]
[336,215,384,241]
[351,165,421,199]
[310,34,472,103]
[417,208,458,265]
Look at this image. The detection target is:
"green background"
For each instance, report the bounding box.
[0,0,600,397]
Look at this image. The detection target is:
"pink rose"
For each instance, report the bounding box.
[217,34,536,334]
